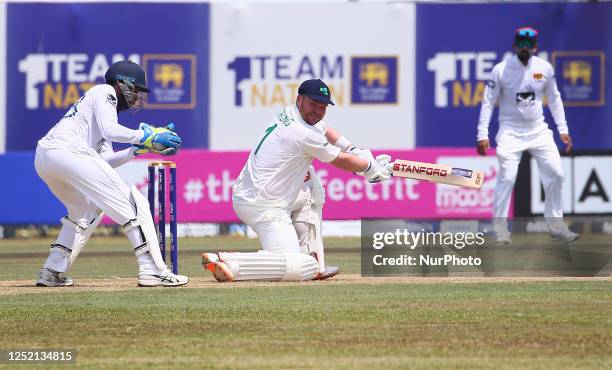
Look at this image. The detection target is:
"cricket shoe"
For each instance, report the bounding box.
[494,230,513,245]
[312,266,340,280]
[550,230,580,243]
[495,236,513,246]
[36,268,74,287]
[138,270,189,287]
[202,252,234,282]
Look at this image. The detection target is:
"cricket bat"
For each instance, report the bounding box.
[390,159,484,189]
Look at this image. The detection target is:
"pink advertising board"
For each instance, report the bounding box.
[116,148,502,223]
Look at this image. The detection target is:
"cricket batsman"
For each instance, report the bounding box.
[202,79,392,282]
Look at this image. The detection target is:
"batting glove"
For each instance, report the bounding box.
[363,154,392,183]
[347,146,375,162]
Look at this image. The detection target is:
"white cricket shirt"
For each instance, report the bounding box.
[477,55,568,141]
[233,104,341,208]
[37,84,142,152]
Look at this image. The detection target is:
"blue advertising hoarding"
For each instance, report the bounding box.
[7,3,210,151]
[0,153,65,224]
[416,2,612,150]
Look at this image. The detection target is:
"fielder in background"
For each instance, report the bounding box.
[477,27,579,244]
[34,60,189,287]
[203,79,392,282]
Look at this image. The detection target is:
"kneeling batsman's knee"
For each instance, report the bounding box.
[283,254,319,281]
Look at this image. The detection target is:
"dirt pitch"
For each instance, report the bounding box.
[3,274,611,296]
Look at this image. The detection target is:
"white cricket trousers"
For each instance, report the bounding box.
[34,147,136,226]
[494,128,564,218]
[232,201,301,254]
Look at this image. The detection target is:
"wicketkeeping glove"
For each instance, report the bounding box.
[133,144,178,156]
[139,122,182,151]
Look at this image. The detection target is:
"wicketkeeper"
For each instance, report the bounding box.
[203,79,392,282]
[35,60,188,287]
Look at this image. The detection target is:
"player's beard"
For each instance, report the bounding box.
[305,113,322,125]
[518,49,532,63]
[297,100,322,125]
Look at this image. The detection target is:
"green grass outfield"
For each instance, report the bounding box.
[1,236,611,369]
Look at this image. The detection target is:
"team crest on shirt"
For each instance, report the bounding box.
[106,94,117,107]
[533,73,543,80]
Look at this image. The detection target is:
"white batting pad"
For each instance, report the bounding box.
[218,251,319,281]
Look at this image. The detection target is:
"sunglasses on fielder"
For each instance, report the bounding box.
[516,27,538,38]
[515,27,538,48]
